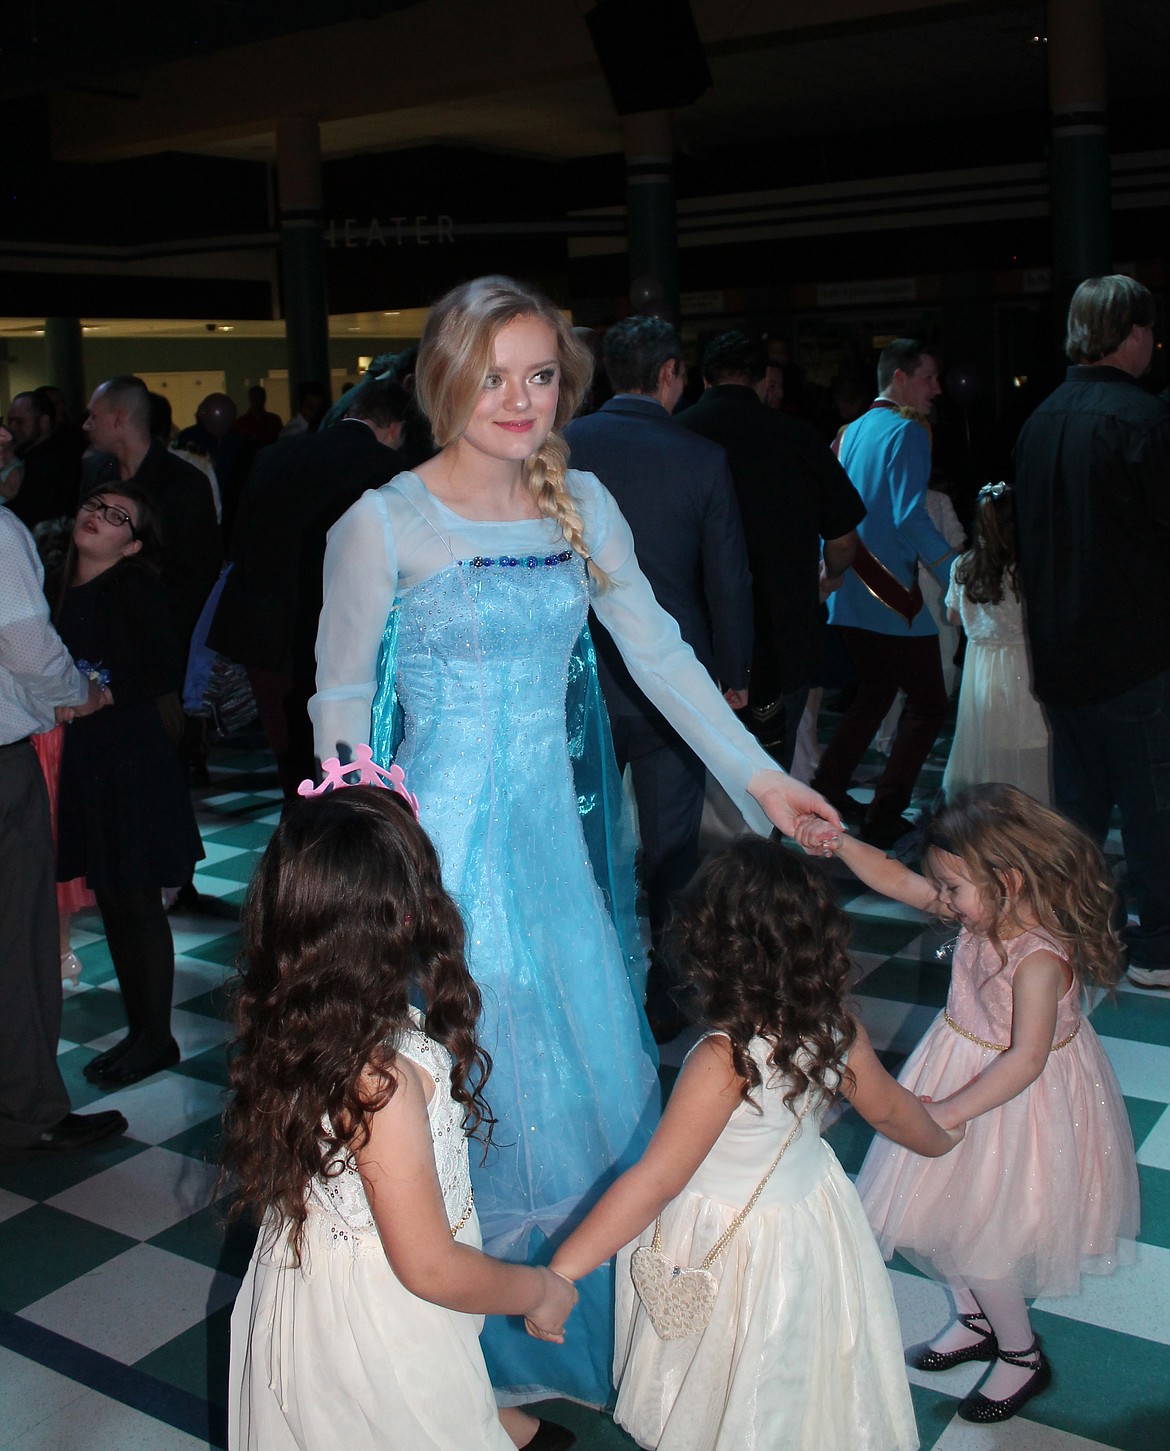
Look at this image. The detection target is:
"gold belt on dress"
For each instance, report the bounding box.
[943,1010,1081,1053]
[449,1186,474,1237]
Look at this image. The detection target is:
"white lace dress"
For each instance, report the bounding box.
[227,1022,512,1451]
[942,562,1051,804]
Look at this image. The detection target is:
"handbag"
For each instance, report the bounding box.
[203,655,259,739]
[629,1091,809,1340]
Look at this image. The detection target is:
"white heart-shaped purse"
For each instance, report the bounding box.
[629,1244,718,1339]
[628,1091,808,1341]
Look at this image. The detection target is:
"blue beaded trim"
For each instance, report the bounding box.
[460,551,574,569]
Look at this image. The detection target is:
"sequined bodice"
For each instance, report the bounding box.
[307,1023,471,1249]
[947,928,1079,1049]
[392,555,589,827]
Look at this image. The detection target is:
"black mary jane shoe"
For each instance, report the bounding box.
[911,1311,998,1372]
[523,1420,576,1451]
[957,1342,1051,1423]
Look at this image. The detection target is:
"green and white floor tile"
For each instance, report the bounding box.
[0,731,1165,1449]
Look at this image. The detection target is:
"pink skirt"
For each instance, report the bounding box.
[856,1008,1139,1297]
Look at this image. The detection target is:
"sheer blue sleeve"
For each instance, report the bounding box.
[310,488,399,763]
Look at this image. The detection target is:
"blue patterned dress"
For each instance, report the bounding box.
[312,470,777,1404]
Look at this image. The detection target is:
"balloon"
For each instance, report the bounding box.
[945,363,980,407]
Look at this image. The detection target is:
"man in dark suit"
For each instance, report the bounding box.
[679,332,865,775]
[565,315,752,1039]
[207,376,413,798]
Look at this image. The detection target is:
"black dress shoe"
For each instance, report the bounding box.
[31,1110,128,1153]
[911,1312,998,1371]
[89,1039,180,1088]
[523,1421,576,1451]
[83,1038,136,1083]
[957,1343,1051,1423]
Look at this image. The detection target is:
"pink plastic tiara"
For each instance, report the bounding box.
[297,744,420,820]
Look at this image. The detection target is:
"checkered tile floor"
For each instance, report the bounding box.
[1,729,1166,1449]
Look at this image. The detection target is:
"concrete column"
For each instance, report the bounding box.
[276,117,330,414]
[45,318,85,419]
[1047,0,1110,301]
[622,111,679,324]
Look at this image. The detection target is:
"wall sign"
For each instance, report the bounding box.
[325,216,455,247]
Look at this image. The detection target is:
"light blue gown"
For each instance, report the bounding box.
[311,470,778,1405]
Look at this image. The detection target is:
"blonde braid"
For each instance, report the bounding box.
[525,430,611,590]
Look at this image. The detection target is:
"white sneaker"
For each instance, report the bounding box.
[1127,965,1170,990]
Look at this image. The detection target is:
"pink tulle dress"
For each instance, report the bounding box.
[857,927,1138,1297]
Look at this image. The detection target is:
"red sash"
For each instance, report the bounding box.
[832,400,931,626]
[849,541,924,625]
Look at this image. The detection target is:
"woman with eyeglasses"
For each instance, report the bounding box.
[53,484,204,1086]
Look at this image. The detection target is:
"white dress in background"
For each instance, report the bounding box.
[612,1038,918,1451]
[942,560,1052,804]
[228,1022,512,1451]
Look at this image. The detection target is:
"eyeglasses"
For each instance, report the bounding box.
[80,497,137,534]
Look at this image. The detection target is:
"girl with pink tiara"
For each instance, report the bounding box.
[799,783,1139,1423]
[223,778,579,1451]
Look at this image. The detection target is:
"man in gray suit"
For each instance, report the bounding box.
[565,316,752,1039]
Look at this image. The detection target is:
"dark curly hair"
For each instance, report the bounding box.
[665,838,858,1111]
[220,787,493,1259]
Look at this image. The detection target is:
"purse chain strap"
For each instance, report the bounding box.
[649,1088,811,1271]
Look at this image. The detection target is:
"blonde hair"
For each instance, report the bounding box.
[414,276,604,584]
[924,784,1121,988]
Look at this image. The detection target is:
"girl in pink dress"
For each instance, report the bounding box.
[799,783,1138,1424]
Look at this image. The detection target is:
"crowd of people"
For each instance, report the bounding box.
[1,270,1165,1450]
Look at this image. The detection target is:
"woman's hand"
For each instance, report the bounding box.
[749,770,842,845]
[794,811,843,856]
[523,1268,577,1343]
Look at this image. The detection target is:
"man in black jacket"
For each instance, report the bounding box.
[208,376,413,798]
[565,315,752,1039]
[679,331,864,774]
[1014,275,1170,990]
